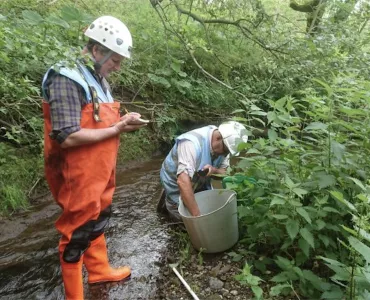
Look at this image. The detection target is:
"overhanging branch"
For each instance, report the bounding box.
[171,0,286,56]
[152,1,253,105]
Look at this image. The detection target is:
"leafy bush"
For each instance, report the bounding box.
[229,74,370,299]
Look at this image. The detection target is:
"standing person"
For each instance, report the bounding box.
[41,16,146,299]
[159,121,248,221]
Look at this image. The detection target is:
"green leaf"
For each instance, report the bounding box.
[238,206,250,218]
[228,251,243,262]
[341,225,358,236]
[285,175,296,189]
[316,219,326,230]
[272,214,288,220]
[318,256,346,267]
[298,238,310,257]
[316,174,336,189]
[330,141,345,161]
[304,122,328,131]
[296,207,312,224]
[247,148,261,154]
[300,227,315,249]
[22,10,44,25]
[267,111,277,124]
[348,236,370,263]
[175,80,192,89]
[286,219,299,240]
[268,129,278,141]
[293,266,304,278]
[148,73,171,88]
[322,206,340,214]
[270,272,290,282]
[292,187,308,198]
[321,287,344,299]
[232,109,246,114]
[178,71,187,77]
[302,269,330,291]
[170,62,181,73]
[270,197,285,206]
[319,234,330,247]
[358,227,370,243]
[270,284,291,296]
[357,194,370,203]
[348,177,366,191]
[251,110,267,116]
[155,68,172,76]
[329,191,357,212]
[275,256,292,270]
[61,6,87,23]
[251,286,263,299]
[45,15,70,28]
[339,106,366,116]
[313,78,333,97]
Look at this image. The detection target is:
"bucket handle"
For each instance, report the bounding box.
[226,192,236,204]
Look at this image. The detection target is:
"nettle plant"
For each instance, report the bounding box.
[230,74,370,299]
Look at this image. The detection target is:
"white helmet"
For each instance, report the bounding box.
[84,16,132,59]
[218,121,248,155]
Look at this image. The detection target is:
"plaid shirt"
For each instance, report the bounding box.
[44,65,110,144]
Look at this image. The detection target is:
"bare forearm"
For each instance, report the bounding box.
[60,127,119,148]
[177,173,200,217]
[202,164,227,176]
[213,167,227,175]
[61,113,146,148]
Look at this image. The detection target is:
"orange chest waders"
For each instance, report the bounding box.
[43,101,120,261]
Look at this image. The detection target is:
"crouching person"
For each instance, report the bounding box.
[159,121,248,222]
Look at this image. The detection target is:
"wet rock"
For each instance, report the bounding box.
[205,294,223,300]
[209,277,224,291]
[224,282,232,290]
[210,262,222,276]
[196,264,205,271]
[219,264,232,274]
[221,287,229,296]
[166,255,176,263]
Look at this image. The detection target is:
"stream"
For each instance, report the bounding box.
[0,158,172,300]
[0,158,252,300]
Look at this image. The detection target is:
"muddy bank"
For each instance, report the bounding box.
[0,158,254,300]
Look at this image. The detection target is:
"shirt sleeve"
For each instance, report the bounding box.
[46,75,86,144]
[176,140,197,179]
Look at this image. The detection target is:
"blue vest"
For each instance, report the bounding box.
[41,61,114,103]
[160,126,225,204]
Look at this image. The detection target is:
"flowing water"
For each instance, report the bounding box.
[0,158,172,300]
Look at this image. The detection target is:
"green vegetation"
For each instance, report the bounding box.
[1,0,370,298]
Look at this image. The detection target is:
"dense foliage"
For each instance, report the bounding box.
[1,0,370,298]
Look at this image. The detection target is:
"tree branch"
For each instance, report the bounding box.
[152,1,252,105]
[171,0,286,56]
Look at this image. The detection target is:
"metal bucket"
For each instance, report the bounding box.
[178,189,238,253]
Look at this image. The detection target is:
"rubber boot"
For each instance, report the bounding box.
[83,234,131,284]
[60,256,84,300]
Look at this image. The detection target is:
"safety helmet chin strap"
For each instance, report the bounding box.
[92,50,113,72]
